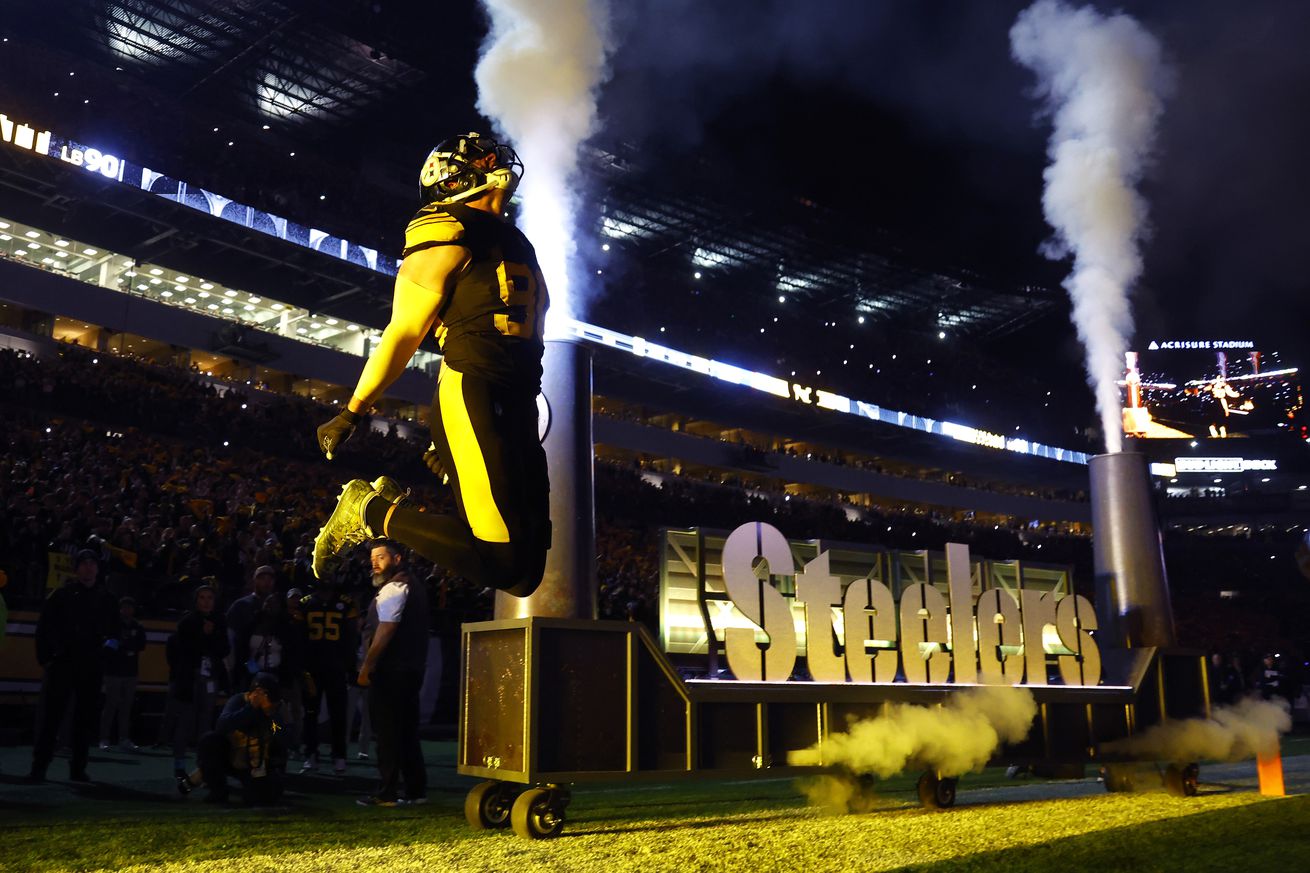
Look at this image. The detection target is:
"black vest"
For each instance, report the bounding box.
[376,572,430,674]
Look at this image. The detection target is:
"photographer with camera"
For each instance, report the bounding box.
[181,672,287,805]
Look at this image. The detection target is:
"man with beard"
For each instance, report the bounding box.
[355,539,429,807]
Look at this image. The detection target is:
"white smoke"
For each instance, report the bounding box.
[1104,696,1292,764]
[788,687,1038,779]
[1010,1,1170,453]
[475,0,613,337]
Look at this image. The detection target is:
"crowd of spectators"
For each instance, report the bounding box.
[2,339,1306,665]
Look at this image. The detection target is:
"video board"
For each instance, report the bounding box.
[1121,340,1302,440]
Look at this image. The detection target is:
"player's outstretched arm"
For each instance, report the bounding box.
[316,244,470,459]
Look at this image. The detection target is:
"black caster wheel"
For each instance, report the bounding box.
[917,772,958,809]
[1164,763,1199,797]
[511,786,569,840]
[465,780,517,830]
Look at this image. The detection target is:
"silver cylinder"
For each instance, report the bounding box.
[495,339,596,620]
[1089,452,1176,648]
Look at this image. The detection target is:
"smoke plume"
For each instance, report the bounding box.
[1104,696,1292,764]
[1010,1,1170,453]
[475,0,613,335]
[788,687,1037,779]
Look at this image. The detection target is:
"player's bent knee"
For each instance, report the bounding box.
[474,537,547,597]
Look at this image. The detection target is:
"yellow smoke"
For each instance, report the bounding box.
[1104,697,1292,764]
[788,687,1038,779]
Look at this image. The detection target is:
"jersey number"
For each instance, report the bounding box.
[494,261,548,340]
[306,611,341,642]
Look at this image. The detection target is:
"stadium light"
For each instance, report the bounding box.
[938,331,946,339]
[602,243,609,251]
[857,316,865,324]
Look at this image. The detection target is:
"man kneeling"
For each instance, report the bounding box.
[188,672,286,805]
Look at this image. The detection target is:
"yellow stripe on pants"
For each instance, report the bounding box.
[439,366,511,543]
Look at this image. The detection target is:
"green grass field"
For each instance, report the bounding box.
[2,740,1306,872]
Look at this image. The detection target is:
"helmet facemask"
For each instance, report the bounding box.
[419,133,523,206]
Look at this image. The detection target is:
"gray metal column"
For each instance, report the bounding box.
[495,339,596,620]
[1089,452,1176,648]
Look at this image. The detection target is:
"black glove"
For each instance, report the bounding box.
[317,409,362,460]
[422,441,448,483]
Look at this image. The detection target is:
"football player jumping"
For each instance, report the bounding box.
[312,132,550,599]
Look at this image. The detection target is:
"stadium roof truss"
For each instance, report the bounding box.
[89,0,424,124]
[593,155,1058,341]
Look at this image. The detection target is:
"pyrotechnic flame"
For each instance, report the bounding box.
[475,0,614,338]
[1103,696,1292,764]
[1010,1,1170,453]
[789,687,1038,779]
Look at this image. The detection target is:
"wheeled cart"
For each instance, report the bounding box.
[457,617,1210,839]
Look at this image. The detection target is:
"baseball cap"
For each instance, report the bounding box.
[254,565,276,578]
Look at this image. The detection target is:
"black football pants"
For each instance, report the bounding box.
[381,365,550,596]
[302,664,348,761]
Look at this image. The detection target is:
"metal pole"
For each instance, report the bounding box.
[1088,452,1176,648]
[495,339,596,620]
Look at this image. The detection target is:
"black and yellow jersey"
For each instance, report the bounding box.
[402,202,549,392]
[297,590,358,670]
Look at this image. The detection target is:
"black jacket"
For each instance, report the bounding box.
[167,610,230,701]
[35,582,118,669]
[376,571,430,675]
